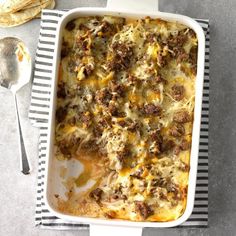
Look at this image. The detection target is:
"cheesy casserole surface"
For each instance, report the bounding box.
[55,16,198,222]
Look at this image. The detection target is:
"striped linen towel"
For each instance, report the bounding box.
[29,10,209,229]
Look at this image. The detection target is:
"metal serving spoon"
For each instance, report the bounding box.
[0,37,32,175]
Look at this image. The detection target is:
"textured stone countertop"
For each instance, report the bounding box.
[0,0,236,235]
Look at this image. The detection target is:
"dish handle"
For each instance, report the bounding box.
[90,224,143,236]
[106,0,159,12]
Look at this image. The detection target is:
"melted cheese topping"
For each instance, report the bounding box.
[55,16,198,222]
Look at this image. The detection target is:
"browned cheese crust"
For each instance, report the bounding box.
[54,16,198,222]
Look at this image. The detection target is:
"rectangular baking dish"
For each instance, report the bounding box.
[44,0,205,235]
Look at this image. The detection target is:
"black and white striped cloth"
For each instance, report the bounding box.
[29,10,209,229]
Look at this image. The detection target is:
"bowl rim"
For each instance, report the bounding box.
[44,7,206,228]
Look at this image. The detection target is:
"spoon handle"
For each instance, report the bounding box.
[14,94,31,175]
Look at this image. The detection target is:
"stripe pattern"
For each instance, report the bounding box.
[30,10,209,229]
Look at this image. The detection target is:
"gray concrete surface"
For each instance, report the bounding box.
[0,0,236,235]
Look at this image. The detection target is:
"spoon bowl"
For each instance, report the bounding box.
[0,37,32,91]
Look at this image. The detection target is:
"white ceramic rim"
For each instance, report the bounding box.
[44,6,206,229]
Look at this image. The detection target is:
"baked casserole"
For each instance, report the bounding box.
[54,15,198,222]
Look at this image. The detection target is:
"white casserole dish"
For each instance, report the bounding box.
[44,0,205,235]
